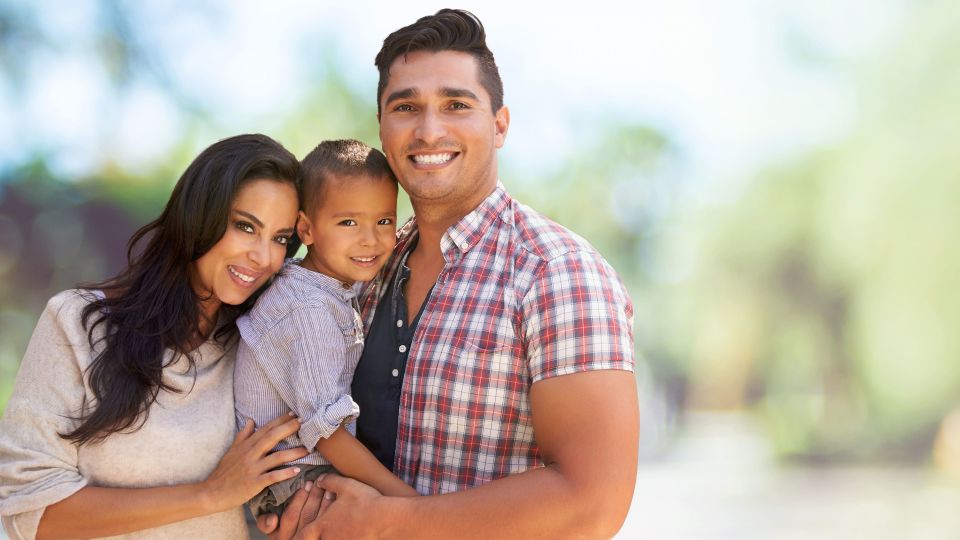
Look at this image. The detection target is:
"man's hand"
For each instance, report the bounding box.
[292,474,388,540]
[258,477,336,540]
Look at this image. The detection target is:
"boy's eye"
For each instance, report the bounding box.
[338,219,357,226]
[378,218,394,226]
[235,221,255,233]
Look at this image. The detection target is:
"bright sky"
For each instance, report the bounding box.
[0,0,904,200]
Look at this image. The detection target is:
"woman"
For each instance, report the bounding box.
[0,134,309,539]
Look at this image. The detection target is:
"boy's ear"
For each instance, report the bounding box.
[296,211,314,246]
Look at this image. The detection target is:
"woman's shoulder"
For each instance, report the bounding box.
[46,288,101,310]
[40,289,103,331]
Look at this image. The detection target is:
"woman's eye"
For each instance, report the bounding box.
[235,221,255,233]
[275,235,291,246]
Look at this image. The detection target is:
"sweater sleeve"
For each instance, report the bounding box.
[0,291,92,540]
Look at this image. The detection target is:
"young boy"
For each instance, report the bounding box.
[234,139,416,517]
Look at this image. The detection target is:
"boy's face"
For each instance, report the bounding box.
[297,174,398,285]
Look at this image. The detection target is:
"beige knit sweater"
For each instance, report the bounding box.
[0,290,249,539]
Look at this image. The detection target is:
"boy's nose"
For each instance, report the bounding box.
[358,225,377,246]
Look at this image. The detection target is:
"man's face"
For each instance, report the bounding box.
[378,50,509,212]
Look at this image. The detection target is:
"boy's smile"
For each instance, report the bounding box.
[297,174,398,286]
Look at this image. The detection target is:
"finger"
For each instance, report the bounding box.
[297,480,325,530]
[318,485,335,513]
[260,411,299,430]
[251,414,302,454]
[275,485,310,540]
[314,472,348,494]
[264,466,302,486]
[257,512,278,535]
[234,418,255,444]
[262,447,310,470]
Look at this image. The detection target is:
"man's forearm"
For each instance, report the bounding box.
[376,464,630,539]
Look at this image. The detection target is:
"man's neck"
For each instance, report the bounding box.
[409,181,497,252]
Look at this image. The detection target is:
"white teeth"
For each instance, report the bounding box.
[412,153,453,165]
[352,256,376,262]
[229,266,255,283]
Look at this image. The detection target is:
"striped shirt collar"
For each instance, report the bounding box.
[281,258,356,302]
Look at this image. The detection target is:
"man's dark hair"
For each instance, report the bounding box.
[375,8,503,116]
[299,139,396,214]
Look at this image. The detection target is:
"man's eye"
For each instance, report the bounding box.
[450,102,470,110]
[395,104,415,112]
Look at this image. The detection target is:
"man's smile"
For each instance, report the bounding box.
[409,151,459,168]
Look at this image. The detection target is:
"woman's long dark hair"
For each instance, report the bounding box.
[62,134,301,445]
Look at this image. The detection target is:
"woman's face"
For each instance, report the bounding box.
[192,178,298,317]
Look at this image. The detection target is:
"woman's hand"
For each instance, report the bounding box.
[200,413,309,512]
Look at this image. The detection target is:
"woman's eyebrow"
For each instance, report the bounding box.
[233,209,263,228]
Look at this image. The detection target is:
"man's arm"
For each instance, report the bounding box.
[300,369,639,539]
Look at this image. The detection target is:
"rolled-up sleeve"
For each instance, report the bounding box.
[255,307,360,453]
[0,292,90,540]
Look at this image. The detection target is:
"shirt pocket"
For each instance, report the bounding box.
[442,334,528,411]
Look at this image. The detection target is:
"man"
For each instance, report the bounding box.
[262,9,639,538]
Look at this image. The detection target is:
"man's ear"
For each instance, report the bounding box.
[494,105,510,149]
[296,211,314,246]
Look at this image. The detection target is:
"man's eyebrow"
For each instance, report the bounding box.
[233,209,264,228]
[441,87,478,100]
[385,87,419,105]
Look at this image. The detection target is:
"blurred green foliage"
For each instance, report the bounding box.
[663,1,960,461]
[1,1,957,467]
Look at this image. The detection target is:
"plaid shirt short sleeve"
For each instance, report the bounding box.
[360,183,634,494]
[523,250,634,382]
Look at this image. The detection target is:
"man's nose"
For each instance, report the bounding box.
[414,108,447,144]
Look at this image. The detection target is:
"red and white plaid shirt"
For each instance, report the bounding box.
[360,183,634,494]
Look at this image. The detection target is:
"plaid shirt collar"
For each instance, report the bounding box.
[441,182,511,258]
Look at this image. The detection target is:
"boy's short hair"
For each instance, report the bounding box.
[299,139,397,214]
